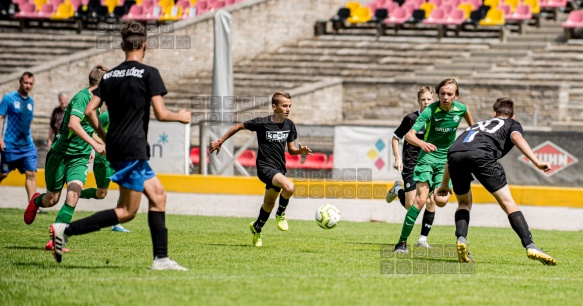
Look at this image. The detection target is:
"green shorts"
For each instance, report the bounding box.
[94,160,115,189]
[44,150,89,192]
[413,159,448,191]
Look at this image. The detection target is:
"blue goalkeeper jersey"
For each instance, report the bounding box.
[0,90,35,153]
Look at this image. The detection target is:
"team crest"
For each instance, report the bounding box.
[14,101,20,109]
[453,115,460,122]
[27,103,32,111]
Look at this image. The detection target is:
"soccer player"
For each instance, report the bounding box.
[386,86,437,248]
[436,97,557,265]
[50,21,191,270]
[0,72,38,203]
[393,78,474,253]
[80,110,131,233]
[23,66,107,248]
[208,92,312,247]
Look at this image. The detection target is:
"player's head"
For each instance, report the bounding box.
[18,72,34,96]
[435,78,459,106]
[493,97,515,119]
[120,21,147,54]
[58,92,68,109]
[88,65,109,87]
[417,86,435,111]
[272,91,292,119]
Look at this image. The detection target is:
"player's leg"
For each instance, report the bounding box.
[446,152,474,263]
[24,151,65,224]
[272,173,294,231]
[417,191,437,248]
[90,161,129,232]
[22,148,38,201]
[394,177,431,253]
[385,181,402,204]
[249,187,279,247]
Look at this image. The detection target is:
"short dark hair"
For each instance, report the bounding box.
[19,72,34,82]
[272,91,291,106]
[435,78,459,97]
[417,86,434,100]
[88,65,108,86]
[121,21,147,51]
[493,97,514,118]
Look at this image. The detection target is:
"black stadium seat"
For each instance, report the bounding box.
[410,9,425,23]
[330,7,350,22]
[370,8,388,23]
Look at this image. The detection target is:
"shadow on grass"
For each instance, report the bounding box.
[205,243,251,248]
[15,262,121,269]
[5,246,44,250]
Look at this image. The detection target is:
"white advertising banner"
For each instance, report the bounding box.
[333,126,401,181]
[147,120,190,174]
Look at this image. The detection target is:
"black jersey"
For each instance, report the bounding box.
[244,116,297,172]
[393,110,425,170]
[449,117,523,159]
[93,61,167,162]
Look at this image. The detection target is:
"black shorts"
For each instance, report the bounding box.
[257,166,283,192]
[447,150,507,195]
[401,168,416,192]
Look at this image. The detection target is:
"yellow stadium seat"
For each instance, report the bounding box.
[346,1,361,16]
[159,4,183,21]
[33,0,47,11]
[483,0,500,8]
[420,2,436,18]
[346,6,372,23]
[105,0,118,13]
[522,0,540,14]
[189,0,197,5]
[503,0,520,12]
[50,3,74,19]
[480,7,505,25]
[457,3,473,19]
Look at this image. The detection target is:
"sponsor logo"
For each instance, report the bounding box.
[518,141,578,177]
[14,101,20,109]
[434,127,453,132]
[103,67,145,79]
[266,130,289,142]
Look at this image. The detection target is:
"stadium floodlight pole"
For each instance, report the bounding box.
[210,9,234,176]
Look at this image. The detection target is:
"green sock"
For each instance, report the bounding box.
[398,205,421,243]
[55,203,76,223]
[80,188,98,199]
[34,193,45,207]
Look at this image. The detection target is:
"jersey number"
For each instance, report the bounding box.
[462,119,505,143]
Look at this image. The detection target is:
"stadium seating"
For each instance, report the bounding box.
[285,152,302,169]
[51,3,75,19]
[301,153,327,170]
[562,10,583,39]
[237,149,256,167]
[347,6,372,23]
[190,147,210,165]
[480,7,505,26]
[503,0,520,11]
[423,7,445,24]
[457,3,473,18]
[323,154,334,170]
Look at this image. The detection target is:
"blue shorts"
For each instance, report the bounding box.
[110,160,155,192]
[0,148,38,174]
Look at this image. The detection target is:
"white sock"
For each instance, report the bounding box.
[418,235,427,243]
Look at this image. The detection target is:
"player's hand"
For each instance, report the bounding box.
[536,161,551,172]
[89,151,95,164]
[0,138,5,152]
[436,185,452,197]
[393,159,403,173]
[209,140,222,155]
[177,110,192,124]
[420,142,437,153]
[93,143,106,156]
[299,143,313,155]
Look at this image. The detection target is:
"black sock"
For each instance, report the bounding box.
[420,210,435,236]
[455,209,470,238]
[149,211,168,260]
[508,211,534,248]
[276,195,289,216]
[253,207,271,233]
[398,189,406,208]
[64,209,119,236]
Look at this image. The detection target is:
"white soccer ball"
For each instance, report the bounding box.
[315,204,341,230]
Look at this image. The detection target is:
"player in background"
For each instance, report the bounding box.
[0,72,38,203]
[209,92,312,247]
[436,97,557,265]
[393,78,474,253]
[386,86,437,248]
[50,22,191,270]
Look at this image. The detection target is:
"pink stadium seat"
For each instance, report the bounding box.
[541,0,567,8]
[442,7,466,24]
[211,1,224,9]
[429,0,443,7]
[401,2,416,14]
[176,0,189,9]
[323,154,334,170]
[562,10,583,28]
[190,147,209,165]
[374,0,385,6]
[49,0,64,7]
[384,7,410,24]
[301,153,327,170]
[285,152,301,169]
[70,0,82,10]
[423,7,445,23]
[445,0,461,7]
[441,3,454,14]
[141,0,153,10]
[383,1,399,11]
[122,4,143,19]
[498,3,511,15]
[14,3,37,18]
[225,0,235,5]
[366,2,377,11]
[237,150,256,167]
[37,4,55,18]
[506,3,531,20]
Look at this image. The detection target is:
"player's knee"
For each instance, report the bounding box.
[117,208,138,222]
[65,191,80,206]
[282,182,295,195]
[24,171,35,179]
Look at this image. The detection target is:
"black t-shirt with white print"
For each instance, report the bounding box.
[393,111,426,171]
[244,116,297,173]
[449,118,523,159]
[93,61,167,162]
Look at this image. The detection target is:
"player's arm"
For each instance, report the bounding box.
[288,142,312,156]
[48,128,54,148]
[511,132,551,172]
[68,116,105,155]
[209,123,246,154]
[405,129,436,153]
[151,95,191,124]
[0,115,5,151]
[84,95,107,141]
[463,108,475,126]
[391,136,402,173]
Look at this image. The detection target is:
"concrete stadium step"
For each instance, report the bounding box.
[473,72,583,81]
[0,32,97,42]
[296,38,490,52]
[276,45,475,59]
[0,59,45,67]
[433,62,494,70]
[233,66,409,78]
[0,40,94,49]
[488,41,550,50]
[238,59,437,71]
[507,33,564,42]
[412,69,475,77]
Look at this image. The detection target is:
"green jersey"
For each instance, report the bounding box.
[411,101,467,162]
[51,88,99,156]
[94,110,110,165]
